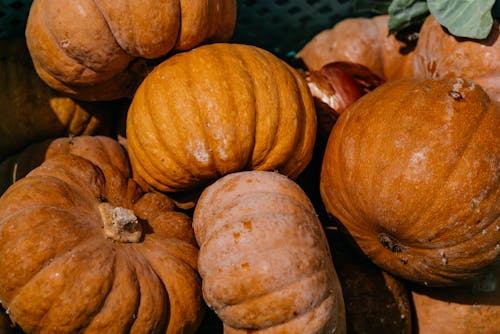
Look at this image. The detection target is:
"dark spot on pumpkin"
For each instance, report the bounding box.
[97,194,107,202]
[448,90,463,101]
[399,256,408,264]
[241,262,249,269]
[233,232,240,241]
[242,220,252,231]
[378,233,405,253]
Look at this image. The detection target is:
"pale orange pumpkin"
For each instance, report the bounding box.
[297,15,414,81]
[413,15,500,102]
[0,136,203,333]
[127,43,317,194]
[193,171,346,333]
[320,78,500,286]
[25,0,237,101]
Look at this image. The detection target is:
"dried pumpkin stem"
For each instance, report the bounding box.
[98,202,142,243]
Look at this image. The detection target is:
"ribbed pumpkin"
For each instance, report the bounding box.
[25,0,237,101]
[0,136,203,333]
[413,16,500,102]
[320,78,500,286]
[0,38,112,160]
[193,171,346,333]
[127,43,317,194]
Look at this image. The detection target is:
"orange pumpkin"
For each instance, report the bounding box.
[0,136,203,333]
[0,38,113,160]
[193,171,346,333]
[320,78,499,286]
[127,43,316,194]
[25,0,237,101]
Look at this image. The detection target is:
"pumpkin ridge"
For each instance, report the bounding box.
[36,0,119,84]
[126,248,169,333]
[276,60,315,178]
[145,61,201,186]
[406,100,494,246]
[217,270,332,328]
[199,190,318,244]
[217,44,257,174]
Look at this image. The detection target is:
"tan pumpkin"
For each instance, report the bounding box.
[413,15,500,102]
[0,38,115,160]
[297,15,414,81]
[411,264,500,334]
[25,0,237,101]
[193,171,346,333]
[127,43,317,194]
[0,136,203,333]
[320,78,500,286]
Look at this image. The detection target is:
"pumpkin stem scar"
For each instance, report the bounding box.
[378,233,405,253]
[98,202,142,243]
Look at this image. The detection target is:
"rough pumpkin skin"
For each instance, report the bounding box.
[25,0,237,101]
[193,171,346,334]
[0,38,111,160]
[320,78,500,286]
[413,16,500,102]
[127,43,317,194]
[0,136,203,334]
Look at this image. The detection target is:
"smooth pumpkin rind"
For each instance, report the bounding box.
[320,78,500,286]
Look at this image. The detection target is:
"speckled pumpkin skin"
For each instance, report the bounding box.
[320,78,499,286]
[127,43,317,194]
[193,171,346,334]
[0,136,203,334]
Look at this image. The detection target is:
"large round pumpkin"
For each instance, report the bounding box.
[127,43,317,194]
[0,38,113,160]
[413,16,500,102]
[193,171,346,333]
[320,78,499,286]
[25,0,237,101]
[0,136,203,333]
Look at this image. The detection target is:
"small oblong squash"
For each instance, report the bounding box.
[0,136,203,333]
[127,43,316,194]
[193,171,346,333]
[320,78,500,286]
[25,0,236,101]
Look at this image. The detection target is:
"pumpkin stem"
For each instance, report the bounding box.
[98,203,142,243]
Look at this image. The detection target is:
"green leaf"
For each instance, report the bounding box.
[427,0,496,39]
[388,0,429,34]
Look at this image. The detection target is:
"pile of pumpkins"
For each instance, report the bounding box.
[0,1,498,333]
